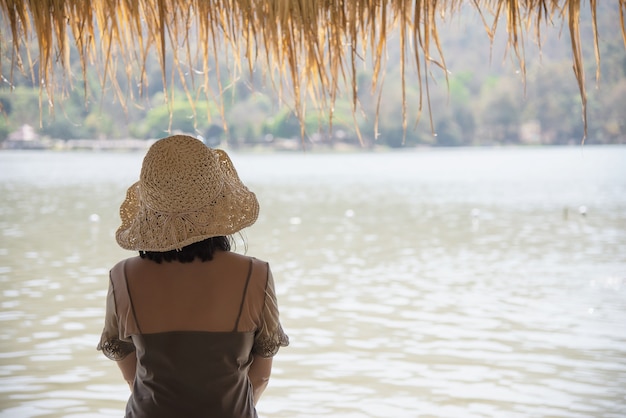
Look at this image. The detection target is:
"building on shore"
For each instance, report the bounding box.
[3,124,51,150]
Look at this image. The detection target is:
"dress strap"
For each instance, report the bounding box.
[233,259,254,332]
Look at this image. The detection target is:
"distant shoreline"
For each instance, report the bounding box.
[1,137,620,152]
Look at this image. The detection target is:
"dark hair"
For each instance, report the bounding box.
[139,236,232,263]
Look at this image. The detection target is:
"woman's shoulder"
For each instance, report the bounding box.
[109,256,151,283]
[216,252,271,286]
[217,251,268,267]
[110,256,142,272]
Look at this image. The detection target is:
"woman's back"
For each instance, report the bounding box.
[124,252,266,334]
[108,253,272,418]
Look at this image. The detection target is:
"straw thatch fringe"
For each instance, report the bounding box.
[1,0,624,142]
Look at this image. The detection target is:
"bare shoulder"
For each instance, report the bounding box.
[108,257,140,287]
[115,255,148,273]
[216,252,270,284]
[110,256,137,274]
[217,251,268,267]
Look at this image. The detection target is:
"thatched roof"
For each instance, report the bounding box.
[1,0,625,141]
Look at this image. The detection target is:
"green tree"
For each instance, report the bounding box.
[130,97,220,139]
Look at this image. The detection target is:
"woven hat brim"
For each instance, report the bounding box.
[115,149,259,252]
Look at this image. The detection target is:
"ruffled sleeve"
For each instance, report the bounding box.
[97,273,136,361]
[252,266,289,357]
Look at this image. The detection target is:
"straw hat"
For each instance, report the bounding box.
[116,135,259,251]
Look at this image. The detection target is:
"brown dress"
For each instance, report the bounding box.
[97,253,289,418]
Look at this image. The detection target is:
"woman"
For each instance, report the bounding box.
[97,135,289,417]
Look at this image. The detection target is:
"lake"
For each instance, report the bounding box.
[0,146,625,417]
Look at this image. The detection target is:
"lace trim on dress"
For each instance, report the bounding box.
[253,323,290,358]
[97,338,136,361]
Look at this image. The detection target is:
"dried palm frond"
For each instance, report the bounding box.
[1,0,624,142]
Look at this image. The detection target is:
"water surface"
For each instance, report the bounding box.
[1,146,625,417]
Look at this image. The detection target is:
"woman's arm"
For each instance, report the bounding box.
[116,354,137,391]
[248,355,273,405]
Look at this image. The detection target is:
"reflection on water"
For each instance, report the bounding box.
[1,147,625,417]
